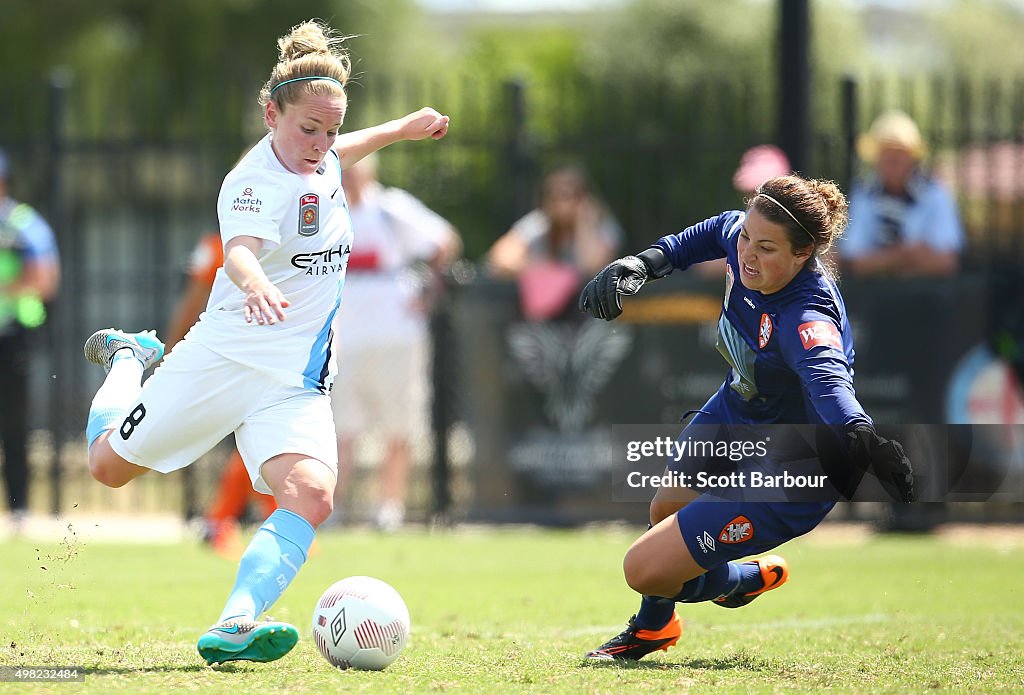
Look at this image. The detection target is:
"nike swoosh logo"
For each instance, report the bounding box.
[214,625,241,635]
[766,566,784,588]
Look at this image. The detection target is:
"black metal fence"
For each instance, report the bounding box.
[3,71,1024,521]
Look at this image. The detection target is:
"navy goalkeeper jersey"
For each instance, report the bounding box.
[653,210,872,429]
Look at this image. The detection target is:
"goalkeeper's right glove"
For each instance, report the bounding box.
[577,247,672,321]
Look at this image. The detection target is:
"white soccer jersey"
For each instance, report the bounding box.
[188,134,352,392]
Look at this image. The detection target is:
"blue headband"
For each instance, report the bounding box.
[270,76,343,94]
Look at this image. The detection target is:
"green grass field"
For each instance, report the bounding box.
[1,524,1023,693]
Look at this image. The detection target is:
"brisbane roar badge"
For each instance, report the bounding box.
[758,313,773,349]
[719,515,754,544]
[299,193,319,236]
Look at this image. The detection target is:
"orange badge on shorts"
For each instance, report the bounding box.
[719,515,755,544]
[758,313,773,349]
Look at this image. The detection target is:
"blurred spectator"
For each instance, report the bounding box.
[696,145,793,278]
[840,110,964,277]
[0,148,60,531]
[164,231,277,556]
[331,155,460,531]
[486,165,622,321]
[843,111,962,532]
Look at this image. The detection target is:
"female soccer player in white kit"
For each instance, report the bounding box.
[81,20,449,665]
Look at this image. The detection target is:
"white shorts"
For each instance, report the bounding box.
[331,337,429,439]
[109,339,338,494]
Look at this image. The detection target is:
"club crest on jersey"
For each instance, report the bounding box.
[719,515,755,544]
[798,320,842,350]
[758,313,773,349]
[298,193,319,236]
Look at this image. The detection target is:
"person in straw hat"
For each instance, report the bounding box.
[840,110,964,276]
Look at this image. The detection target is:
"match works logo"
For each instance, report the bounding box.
[758,313,773,349]
[231,186,262,213]
[299,193,320,236]
[719,515,755,544]
[798,320,842,351]
[695,530,717,554]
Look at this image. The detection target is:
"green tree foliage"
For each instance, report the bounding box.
[929,0,1024,76]
[0,0,437,137]
[585,0,774,86]
[0,0,878,258]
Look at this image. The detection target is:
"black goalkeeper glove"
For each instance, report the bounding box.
[578,248,672,321]
[847,425,915,503]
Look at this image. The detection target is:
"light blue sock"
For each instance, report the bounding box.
[86,350,144,447]
[217,509,315,623]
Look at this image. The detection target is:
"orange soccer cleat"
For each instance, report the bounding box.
[713,554,789,609]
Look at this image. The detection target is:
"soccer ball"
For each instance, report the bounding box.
[312,576,410,670]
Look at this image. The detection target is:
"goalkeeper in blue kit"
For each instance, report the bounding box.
[579,173,914,661]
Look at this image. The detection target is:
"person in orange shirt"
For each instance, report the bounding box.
[165,232,276,556]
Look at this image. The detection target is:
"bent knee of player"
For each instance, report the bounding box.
[284,488,334,528]
[88,447,136,488]
[623,545,673,597]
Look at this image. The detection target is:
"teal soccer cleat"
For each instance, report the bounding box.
[197,619,300,665]
[83,328,165,373]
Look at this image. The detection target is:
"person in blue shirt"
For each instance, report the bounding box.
[840,110,963,277]
[578,173,914,661]
[0,148,61,530]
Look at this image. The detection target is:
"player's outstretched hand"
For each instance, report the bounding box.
[847,425,915,503]
[578,256,648,321]
[243,279,290,326]
[398,107,449,141]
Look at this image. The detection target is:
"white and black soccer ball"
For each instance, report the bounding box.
[312,576,410,670]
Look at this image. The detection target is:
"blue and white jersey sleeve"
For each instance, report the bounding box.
[777,308,871,429]
[217,168,292,249]
[652,211,739,271]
